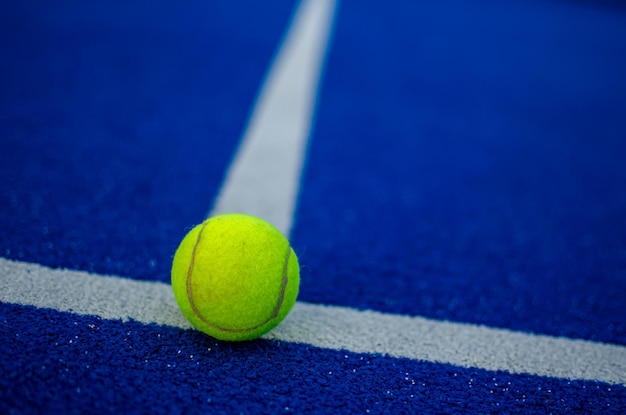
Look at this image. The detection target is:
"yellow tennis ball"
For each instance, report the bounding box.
[171,213,300,341]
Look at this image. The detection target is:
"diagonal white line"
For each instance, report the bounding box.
[2,257,625,386]
[210,0,336,236]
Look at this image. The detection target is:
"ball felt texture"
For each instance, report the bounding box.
[171,213,300,341]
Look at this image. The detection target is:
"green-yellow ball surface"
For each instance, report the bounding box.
[171,213,300,341]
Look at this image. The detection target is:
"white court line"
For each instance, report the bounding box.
[2,257,625,386]
[210,0,336,236]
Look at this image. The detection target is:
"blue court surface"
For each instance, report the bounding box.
[1,0,626,413]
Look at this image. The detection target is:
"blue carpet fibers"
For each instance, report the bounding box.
[291,0,626,345]
[1,303,624,415]
[0,0,295,281]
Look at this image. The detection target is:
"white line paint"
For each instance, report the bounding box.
[2,257,625,386]
[210,0,336,236]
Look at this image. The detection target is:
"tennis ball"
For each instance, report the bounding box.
[171,213,300,341]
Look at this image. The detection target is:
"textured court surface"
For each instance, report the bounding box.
[1,0,626,413]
